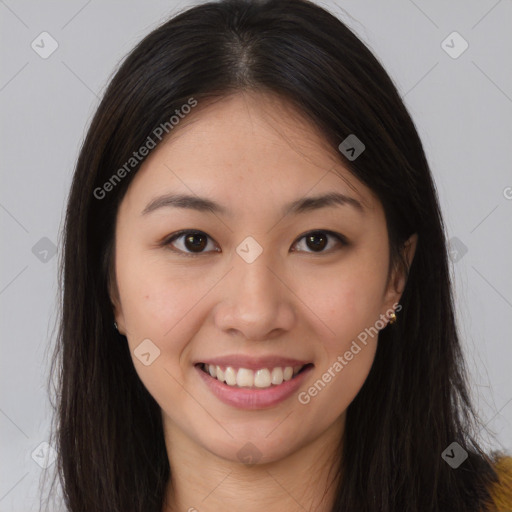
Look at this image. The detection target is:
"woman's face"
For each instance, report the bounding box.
[111,92,416,464]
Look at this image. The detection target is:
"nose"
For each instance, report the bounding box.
[213,248,296,341]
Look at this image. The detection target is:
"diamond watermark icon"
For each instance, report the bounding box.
[448,236,468,263]
[31,441,57,469]
[31,32,59,59]
[338,134,365,161]
[134,339,161,366]
[32,237,57,263]
[441,441,468,469]
[236,236,263,264]
[441,31,468,59]
[237,442,262,465]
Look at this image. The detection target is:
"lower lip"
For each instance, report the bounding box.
[195,364,314,410]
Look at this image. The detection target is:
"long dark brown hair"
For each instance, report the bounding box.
[45,0,504,510]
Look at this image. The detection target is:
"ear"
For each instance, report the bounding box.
[382,233,418,312]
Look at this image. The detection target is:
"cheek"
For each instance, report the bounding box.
[299,257,388,348]
[292,251,386,411]
[296,269,382,418]
[300,340,377,427]
[115,254,207,405]
[116,247,203,347]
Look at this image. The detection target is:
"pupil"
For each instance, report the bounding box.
[185,233,206,252]
[307,233,327,251]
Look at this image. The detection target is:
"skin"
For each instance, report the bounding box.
[110,91,417,511]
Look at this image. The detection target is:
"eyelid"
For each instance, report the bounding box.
[162,229,348,256]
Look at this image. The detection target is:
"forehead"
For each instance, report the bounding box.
[121,91,378,216]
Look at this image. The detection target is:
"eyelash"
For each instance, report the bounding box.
[161,229,348,257]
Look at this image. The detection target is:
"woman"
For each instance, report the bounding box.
[47,0,512,510]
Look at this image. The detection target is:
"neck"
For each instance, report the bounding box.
[161,415,344,512]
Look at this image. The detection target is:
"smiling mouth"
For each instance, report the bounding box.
[196,362,314,389]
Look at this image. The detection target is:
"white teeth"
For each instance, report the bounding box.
[236,368,253,387]
[254,369,271,388]
[271,367,283,385]
[203,364,305,388]
[224,367,237,386]
[283,367,294,381]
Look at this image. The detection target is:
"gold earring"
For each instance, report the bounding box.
[388,312,397,325]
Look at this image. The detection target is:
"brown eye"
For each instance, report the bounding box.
[164,229,347,257]
[291,230,347,254]
[183,233,208,252]
[305,232,328,251]
[165,231,218,255]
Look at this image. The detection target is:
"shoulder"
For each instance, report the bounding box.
[487,455,512,511]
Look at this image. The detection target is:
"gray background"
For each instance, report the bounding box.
[1,0,511,510]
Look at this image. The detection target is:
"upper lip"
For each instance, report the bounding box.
[195,355,312,371]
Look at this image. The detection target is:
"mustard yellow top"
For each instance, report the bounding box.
[487,456,512,511]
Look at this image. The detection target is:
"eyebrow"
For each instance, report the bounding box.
[141,191,365,217]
